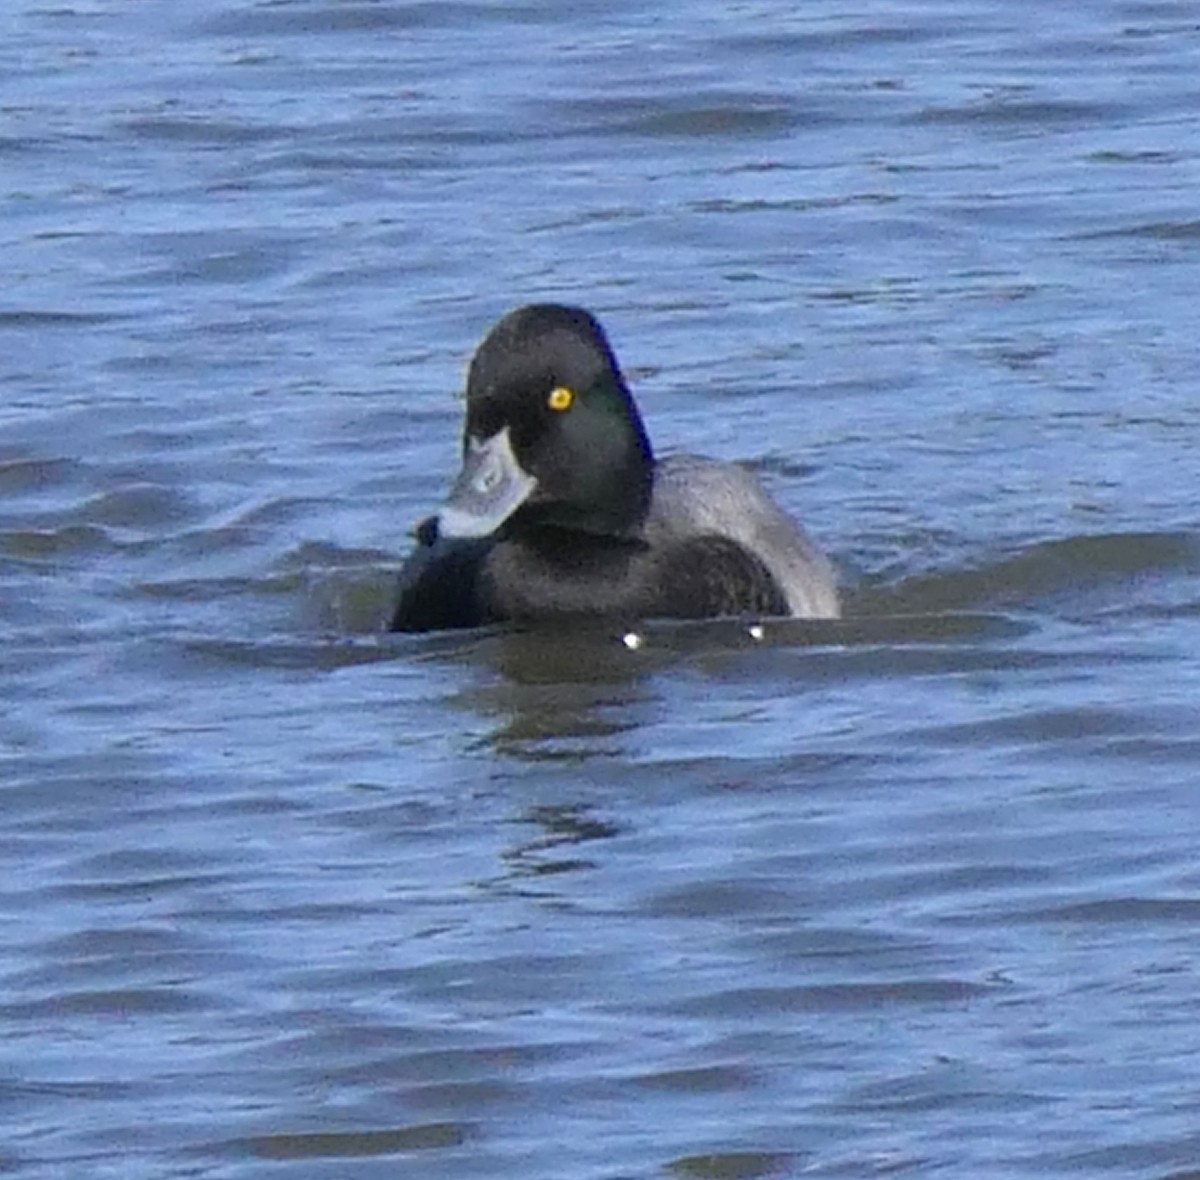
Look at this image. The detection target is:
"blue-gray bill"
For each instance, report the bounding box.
[436,426,537,540]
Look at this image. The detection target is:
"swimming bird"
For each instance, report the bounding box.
[391,304,839,631]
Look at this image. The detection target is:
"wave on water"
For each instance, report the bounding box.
[163,527,1200,679]
[852,530,1200,618]
[298,527,1200,637]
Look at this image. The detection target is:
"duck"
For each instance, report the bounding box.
[391,304,839,631]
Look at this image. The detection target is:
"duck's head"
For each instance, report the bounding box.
[435,304,654,542]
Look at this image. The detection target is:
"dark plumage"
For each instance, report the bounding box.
[391,304,838,632]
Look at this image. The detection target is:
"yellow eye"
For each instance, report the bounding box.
[547,386,575,412]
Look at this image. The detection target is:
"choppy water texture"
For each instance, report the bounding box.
[4,2,1200,1177]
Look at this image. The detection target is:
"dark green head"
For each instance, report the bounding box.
[438,304,654,541]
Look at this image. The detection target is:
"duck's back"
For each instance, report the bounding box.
[391,454,839,631]
[644,454,840,619]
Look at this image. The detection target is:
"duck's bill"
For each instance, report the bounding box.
[437,426,538,539]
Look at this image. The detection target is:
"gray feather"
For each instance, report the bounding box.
[644,454,840,619]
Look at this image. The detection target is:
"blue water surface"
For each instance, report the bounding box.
[4,2,1200,1178]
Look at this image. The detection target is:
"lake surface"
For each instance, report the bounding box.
[4,1,1200,1177]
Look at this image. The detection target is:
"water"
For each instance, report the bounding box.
[4,1,1200,1176]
